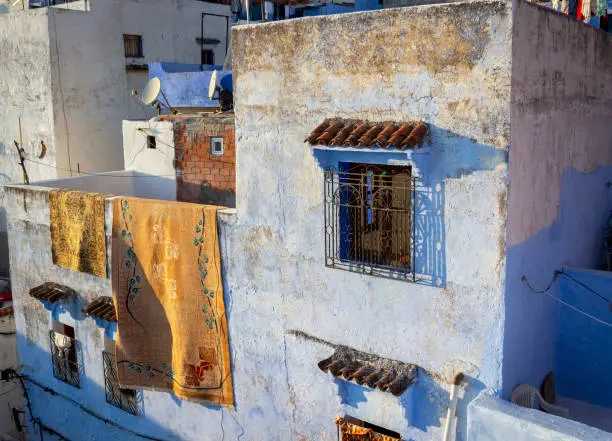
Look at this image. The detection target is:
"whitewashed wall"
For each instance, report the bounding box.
[122,120,176,177]
[0,0,230,274]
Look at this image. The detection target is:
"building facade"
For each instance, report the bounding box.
[0,0,231,276]
[2,1,612,441]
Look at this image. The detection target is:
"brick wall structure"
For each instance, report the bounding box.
[168,114,236,207]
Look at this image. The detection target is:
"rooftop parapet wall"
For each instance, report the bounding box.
[232,0,513,150]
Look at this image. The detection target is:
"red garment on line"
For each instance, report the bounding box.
[577,0,584,20]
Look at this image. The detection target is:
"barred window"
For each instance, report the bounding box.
[49,325,80,388]
[103,351,139,415]
[123,35,143,58]
[324,164,415,282]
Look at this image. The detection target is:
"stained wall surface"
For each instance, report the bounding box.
[231,2,512,439]
[503,0,612,397]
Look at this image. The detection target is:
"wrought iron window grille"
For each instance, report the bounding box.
[49,330,80,388]
[103,351,139,415]
[324,164,419,282]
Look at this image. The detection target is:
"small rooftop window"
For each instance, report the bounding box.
[147,136,156,150]
[211,137,224,156]
[124,35,143,58]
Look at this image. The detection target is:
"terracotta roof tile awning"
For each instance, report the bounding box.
[29,282,74,304]
[305,119,428,149]
[318,346,418,396]
[82,297,117,322]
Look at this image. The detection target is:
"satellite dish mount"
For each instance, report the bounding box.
[136,77,177,115]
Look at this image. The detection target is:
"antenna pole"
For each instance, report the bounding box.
[159,88,177,115]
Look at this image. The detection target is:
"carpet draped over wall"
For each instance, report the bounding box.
[111,197,233,406]
[49,190,108,278]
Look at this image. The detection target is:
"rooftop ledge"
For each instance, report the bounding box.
[311,145,431,155]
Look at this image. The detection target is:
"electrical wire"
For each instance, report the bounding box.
[23,158,202,179]
[521,273,612,328]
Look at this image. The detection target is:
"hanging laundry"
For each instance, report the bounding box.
[112,197,234,406]
[561,0,569,13]
[569,0,579,17]
[595,0,606,17]
[49,190,108,278]
[577,0,584,20]
[600,11,609,31]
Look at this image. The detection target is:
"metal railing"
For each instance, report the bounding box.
[324,165,417,282]
[49,330,80,388]
[103,352,139,415]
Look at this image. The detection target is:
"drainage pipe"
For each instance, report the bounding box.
[442,372,465,441]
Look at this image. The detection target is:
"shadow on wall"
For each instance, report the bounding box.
[312,124,507,289]
[502,166,612,399]
[177,179,236,208]
[334,369,486,440]
[555,268,612,410]
[11,330,183,441]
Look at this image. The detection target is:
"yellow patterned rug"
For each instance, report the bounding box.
[111,197,234,406]
[49,190,108,278]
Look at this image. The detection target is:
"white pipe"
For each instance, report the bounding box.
[246,0,250,23]
[443,373,465,441]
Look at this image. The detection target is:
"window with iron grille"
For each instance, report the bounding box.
[123,35,143,58]
[324,164,416,282]
[103,351,139,415]
[49,328,80,388]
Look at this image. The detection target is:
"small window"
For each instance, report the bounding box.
[147,136,156,149]
[123,34,143,58]
[211,137,224,156]
[103,340,139,415]
[325,163,414,281]
[49,322,80,388]
[201,49,215,66]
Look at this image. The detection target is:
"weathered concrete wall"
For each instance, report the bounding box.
[503,0,612,398]
[468,394,612,441]
[122,119,176,176]
[232,2,512,439]
[0,306,24,440]
[0,10,56,277]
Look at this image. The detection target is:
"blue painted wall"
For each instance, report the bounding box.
[503,167,612,398]
[148,62,230,109]
[556,267,612,408]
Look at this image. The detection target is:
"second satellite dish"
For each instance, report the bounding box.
[141,77,162,106]
[208,70,218,101]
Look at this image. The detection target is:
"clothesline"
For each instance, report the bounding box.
[542,0,609,29]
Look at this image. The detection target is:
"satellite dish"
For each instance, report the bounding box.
[141,77,162,106]
[208,70,219,101]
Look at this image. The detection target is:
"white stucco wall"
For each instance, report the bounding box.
[230,2,512,439]
[468,394,612,441]
[122,120,176,177]
[0,9,57,277]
